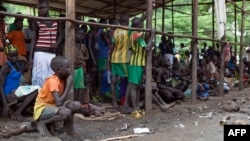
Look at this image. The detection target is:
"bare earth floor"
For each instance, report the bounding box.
[0,87,250,141]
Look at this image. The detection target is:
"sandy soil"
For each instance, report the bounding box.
[0,87,250,141]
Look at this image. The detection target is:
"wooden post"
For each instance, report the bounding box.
[219,39,225,96]
[65,0,75,100]
[145,0,153,113]
[171,1,174,43]
[191,0,198,104]
[113,0,117,18]
[239,0,246,91]
[234,4,237,58]
[212,0,215,47]
[162,0,165,32]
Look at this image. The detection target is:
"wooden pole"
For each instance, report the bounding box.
[113,0,117,18]
[162,0,165,32]
[234,4,237,58]
[171,1,174,43]
[212,0,215,47]
[239,0,246,91]
[191,0,198,104]
[65,0,75,100]
[145,0,153,113]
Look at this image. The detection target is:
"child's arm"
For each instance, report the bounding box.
[53,75,73,106]
[0,64,11,117]
[87,32,97,66]
[29,22,38,68]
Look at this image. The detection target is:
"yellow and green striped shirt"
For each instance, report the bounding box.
[130,31,147,66]
[111,28,130,63]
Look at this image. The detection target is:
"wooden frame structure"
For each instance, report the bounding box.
[0,0,248,112]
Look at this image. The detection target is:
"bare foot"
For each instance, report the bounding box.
[120,106,133,114]
[11,114,26,122]
[112,102,120,111]
[37,121,51,137]
[48,123,58,136]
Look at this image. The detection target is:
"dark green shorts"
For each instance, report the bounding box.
[128,65,143,85]
[98,58,107,71]
[74,67,85,88]
[111,63,128,77]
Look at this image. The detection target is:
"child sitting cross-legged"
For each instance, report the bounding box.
[33,56,81,137]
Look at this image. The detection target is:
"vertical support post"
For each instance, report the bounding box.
[33,7,36,16]
[234,4,237,58]
[171,0,174,41]
[191,0,198,104]
[145,0,153,113]
[65,0,75,100]
[239,0,246,91]
[162,0,165,32]
[0,0,2,6]
[113,0,117,18]
[212,0,215,47]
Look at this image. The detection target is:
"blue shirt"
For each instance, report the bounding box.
[97,29,109,59]
[3,61,21,95]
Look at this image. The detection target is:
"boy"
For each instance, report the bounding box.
[121,17,146,113]
[0,6,7,68]
[97,19,111,99]
[74,27,89,102]
[34,56,81,137]
[0,45,38,120]
[7,18,27,58]
[110,14,130,109]
[30,0,63,87]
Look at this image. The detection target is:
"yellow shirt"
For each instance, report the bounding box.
[111,28,130,63]
[33,75,64,121]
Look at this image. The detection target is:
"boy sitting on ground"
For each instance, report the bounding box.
[0,45,39,121]
[33,56,81,137]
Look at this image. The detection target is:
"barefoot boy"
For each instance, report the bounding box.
[33,56,81,137]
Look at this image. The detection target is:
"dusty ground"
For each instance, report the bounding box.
[0,87,250,141]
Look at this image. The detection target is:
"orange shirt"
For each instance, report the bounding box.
[7,30,27,56]
[0,19,7,66]
[33,74,65,121]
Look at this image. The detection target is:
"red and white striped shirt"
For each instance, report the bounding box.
[36,21,58,48]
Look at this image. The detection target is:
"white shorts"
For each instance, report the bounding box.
[15,85,41,97]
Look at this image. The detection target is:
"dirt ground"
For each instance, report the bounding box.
[0,87,250,141]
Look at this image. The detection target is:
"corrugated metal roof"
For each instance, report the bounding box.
[3,0,173,18]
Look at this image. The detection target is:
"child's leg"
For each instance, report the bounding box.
[64,100,81,114]
[121,83,133,114]
[12,91,38,121]
[111,75,118,108]
[130,84,138,111]
[37,107,71,137]
[74,89,79,101]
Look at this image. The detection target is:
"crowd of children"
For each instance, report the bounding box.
[0,0,247,138]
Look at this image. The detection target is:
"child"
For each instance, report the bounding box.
[30,0,63,87]
[97,19,111,99]
[121,17,146,113]
[7,18,27,58]
[0,6,8,69]
[0,45,39,120]
[110,14,130,109]
[74,27,89,103]
[33,56,81,137]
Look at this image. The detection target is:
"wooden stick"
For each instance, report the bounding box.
[100,134,144,141]
[239,0,246,91]
[0,11,247,47]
